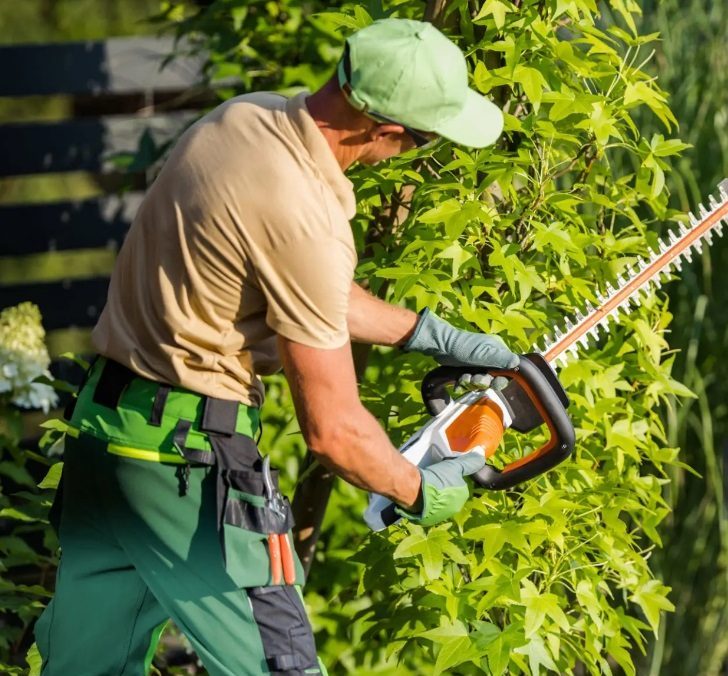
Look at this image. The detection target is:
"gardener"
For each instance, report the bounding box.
[35,18,516,676]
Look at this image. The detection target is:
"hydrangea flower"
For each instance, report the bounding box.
[0,303,58,413]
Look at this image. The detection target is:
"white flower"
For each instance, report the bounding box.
[0,303,59,412]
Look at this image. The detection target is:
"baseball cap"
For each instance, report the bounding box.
[336,18,503,148]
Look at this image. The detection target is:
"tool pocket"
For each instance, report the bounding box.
[207,434,299,588]
[222,469,294,535]
[220,471,275,588]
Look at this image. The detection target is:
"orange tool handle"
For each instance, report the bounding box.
[279,533,297,585]
[421,355,575,490]
[268,533,282,585]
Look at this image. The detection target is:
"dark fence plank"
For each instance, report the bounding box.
[0,111,195,176]
[0,37,206,97]
[0,277,110,330]
[0,194,143,256]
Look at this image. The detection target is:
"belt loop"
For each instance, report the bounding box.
[269,654,304,671]
[172,419,216,466]
[149,385,171,427]
[201,397,239,436]
[92,358,136,410]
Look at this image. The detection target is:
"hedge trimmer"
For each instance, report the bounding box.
[366,179,728,531]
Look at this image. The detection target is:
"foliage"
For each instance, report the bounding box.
[0,304,61,673]
[0,0,160,46]
[624,2,728,674]
[159,0,700,673]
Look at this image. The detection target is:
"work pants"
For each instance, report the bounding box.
[34,358,322,676]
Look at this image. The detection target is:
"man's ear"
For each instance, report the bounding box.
[370,123,406,140]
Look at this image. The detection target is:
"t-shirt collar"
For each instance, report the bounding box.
[284,92,356,219]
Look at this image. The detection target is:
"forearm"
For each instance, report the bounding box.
[308,404,421,510]
[278,335,421,509]
[347,282,418,346]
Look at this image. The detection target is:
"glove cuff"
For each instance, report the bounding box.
[402,308,449,355]
[394,470,429,522]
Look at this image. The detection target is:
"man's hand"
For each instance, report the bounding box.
[395,452,485,526]
[278,336,422,510]
[403,309,518,389]
[347,285,517,390]
[347,285,517,370]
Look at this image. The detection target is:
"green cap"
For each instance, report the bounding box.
[337,18,503,148]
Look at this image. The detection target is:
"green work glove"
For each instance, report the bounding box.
[404,309,518,389]
[395,452,486,526]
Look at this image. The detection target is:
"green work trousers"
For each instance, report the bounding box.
[34,359,322,676]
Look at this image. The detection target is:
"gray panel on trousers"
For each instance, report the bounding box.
[0,37,206,97]
[0,111,196,176]
[0,193,144,256]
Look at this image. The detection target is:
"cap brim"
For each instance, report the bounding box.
[432,89,503,148]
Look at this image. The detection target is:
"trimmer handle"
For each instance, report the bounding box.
[421,354,575,490]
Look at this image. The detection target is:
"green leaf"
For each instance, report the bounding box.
[0,461,36,488]
[463,521,524,558]
[471,621,500,650]
[418,200,461,225]
[578,101,621,145]
[38,462,63,490]
[473,0,514,29]
[520,579,571,638]
[514,635,558,675]
[649,134,691,157]
[521,579,548,638]
[629,579,675,635]
[607,633,636,676]
[0,507,38,523]
[607,0,640,35]
[434,636,476,674]
[485,624,524,675]
[418,618,469,643]
[435,243,474,277]
[393,526,451,579]
[25,643,42,676]
[420,620,479,675]
[514,65,547,109]
[575,580,603,631]
[623,81,677,129]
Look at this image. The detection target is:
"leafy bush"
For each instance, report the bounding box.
[159,0,701,672]
[627,2,728,673]
[0,303,60,674]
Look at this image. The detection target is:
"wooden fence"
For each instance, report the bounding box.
[0,36,215,428]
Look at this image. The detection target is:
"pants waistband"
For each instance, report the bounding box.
[68,356,260,462]
[91,357,249,437]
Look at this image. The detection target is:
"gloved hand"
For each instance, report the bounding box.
[403,309,519,389]
[395,452,485,526]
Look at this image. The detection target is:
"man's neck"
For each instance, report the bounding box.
[305,81,367,171]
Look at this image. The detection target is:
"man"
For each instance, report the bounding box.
[35,18,516,676]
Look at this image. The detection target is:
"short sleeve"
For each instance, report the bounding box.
[253,235,356,348]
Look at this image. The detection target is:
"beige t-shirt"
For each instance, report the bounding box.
[92,92,357,406]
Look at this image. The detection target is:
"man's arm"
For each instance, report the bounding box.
[348,282,518,373]
[278,335,422,510]
[347,282,419,346]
